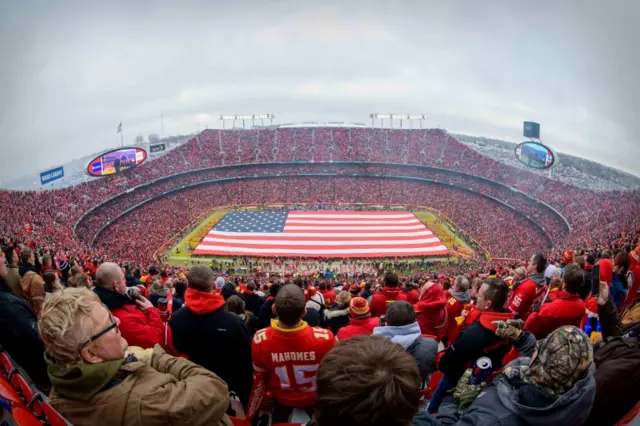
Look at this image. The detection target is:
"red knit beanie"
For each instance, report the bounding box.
[349,297,370,318]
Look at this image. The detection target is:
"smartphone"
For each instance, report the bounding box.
[591,264,601,297]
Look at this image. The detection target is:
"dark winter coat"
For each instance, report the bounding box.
[324,306,350,335]
[240,291,264,317]
[169,288,253,406]
[438,308,515,386]
[0,281,50,390]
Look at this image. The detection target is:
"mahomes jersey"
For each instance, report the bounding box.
[252,320,336,407]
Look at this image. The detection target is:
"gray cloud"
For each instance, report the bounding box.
[1,0,638,184]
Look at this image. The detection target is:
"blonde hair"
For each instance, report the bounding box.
[67,273,91,289]
[38,288,101,365]
[336,291,352,308]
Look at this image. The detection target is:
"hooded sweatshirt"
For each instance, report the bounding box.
[46,346,233,426]
[373,322,438,382]
[508,272,547,320]
[369,287,407,317]
[434,357,596,426]
[415,284,448,340]
[169,288,253,405]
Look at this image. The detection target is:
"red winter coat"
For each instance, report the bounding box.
[94,287,169,350]
[414,284,448,341]
[369,287,407,317]
[508,274,547,320]
[336,317,380,341]
[524,291,586,339]
[404,288,419,305]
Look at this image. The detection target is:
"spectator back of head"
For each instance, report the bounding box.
[226,295,246,315]
[454,275,470,292]
[187,265,215,292]
[383,272,399,288]
[563,264,584,295]
[314,335,421,426]
[385,301,416,327]
[274,284,306,326]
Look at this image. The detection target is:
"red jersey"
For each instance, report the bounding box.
[252,320,336,407]
[508,277,547,320]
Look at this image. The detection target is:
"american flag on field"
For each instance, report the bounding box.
[192,211,449,258]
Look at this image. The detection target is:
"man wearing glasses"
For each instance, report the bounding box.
[38,287,234,426]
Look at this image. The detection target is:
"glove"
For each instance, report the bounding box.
[453,369,486,409]
[492,319,525,341]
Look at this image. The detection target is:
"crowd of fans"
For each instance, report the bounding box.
[1,234,639,425]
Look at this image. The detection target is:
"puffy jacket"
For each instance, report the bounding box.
[336,316,380,341]
[524,291,585,339]
[508,273,547,320]
[324,306,350,335]
[414,284,448,341]
[439,308,515,386]
[373,322,438,383]
[169,288,253,406]
[433,357,596,426]
[369,287,407,317]
[47,346,233,426]
[94,287,167,350]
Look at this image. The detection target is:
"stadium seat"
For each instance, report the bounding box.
[1,350,15,378]
[29,394,69,426]
[0,375,23,407]
[7,405,43,426]
[228,416,252,426]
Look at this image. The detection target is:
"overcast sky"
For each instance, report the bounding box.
[1,0,639,184]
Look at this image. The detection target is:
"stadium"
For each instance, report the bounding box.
[2,118,640,425]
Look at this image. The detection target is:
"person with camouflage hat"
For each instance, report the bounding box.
[426,325,596,426]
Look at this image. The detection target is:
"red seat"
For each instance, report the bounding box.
[229,417,252,426]
[9,405,43,426]
[0,375,23,407]
[1,351,14,378]
[39,398,69,426]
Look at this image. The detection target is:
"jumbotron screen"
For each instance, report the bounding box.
[87,147,147,177]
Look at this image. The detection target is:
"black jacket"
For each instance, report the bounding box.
[168,291,253,406]
[439,309,515,386]
[240,291,264,317]
[125,274,141,287]
[324,306,350,335]
[0,282,50,391]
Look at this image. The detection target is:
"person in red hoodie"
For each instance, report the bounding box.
[93,262,167,350]
[524,263,586,339]
[336,297,380,341]
[369,272,407,317]
[429,278,514,414]
[403,281,420,305]
[443,275,471,345]
[508,252,548,320]
[414,280,448,341]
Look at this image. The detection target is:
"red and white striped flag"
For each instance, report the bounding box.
[193,211,449,258]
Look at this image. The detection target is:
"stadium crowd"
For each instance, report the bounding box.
[1,234,640,425]
[1,126,640,425]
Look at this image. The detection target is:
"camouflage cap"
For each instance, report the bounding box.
[526,325,593,395]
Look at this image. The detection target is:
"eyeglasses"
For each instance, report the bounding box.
[82,314,118,347]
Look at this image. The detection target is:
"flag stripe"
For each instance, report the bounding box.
[193,211,449,258]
